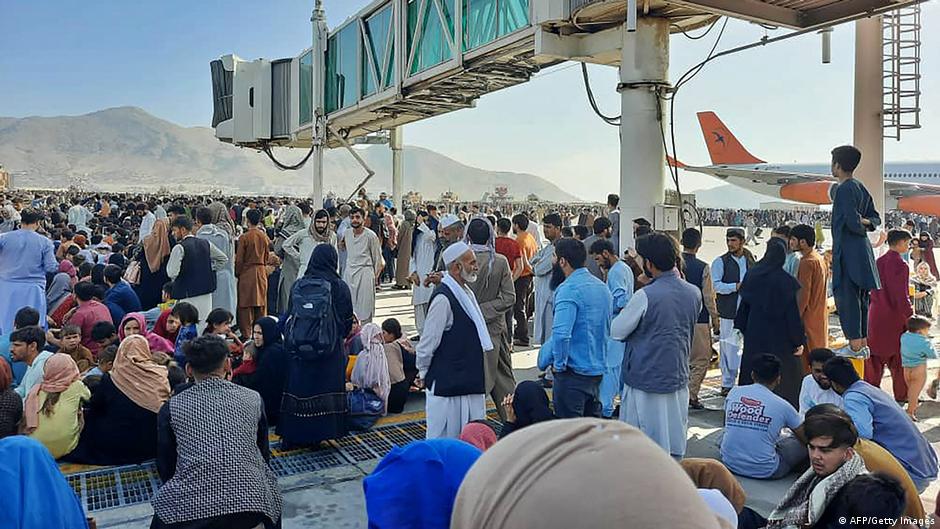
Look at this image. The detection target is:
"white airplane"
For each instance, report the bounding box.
[674,111,940,216]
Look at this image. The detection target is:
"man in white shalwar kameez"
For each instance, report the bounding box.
[417,242,491,439]
[530,213,563,345]
[340,207,384,323]
[409,211,437,334]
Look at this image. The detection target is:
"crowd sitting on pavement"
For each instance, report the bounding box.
[1,145,940,528]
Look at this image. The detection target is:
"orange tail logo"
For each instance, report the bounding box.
[696,111,765,165]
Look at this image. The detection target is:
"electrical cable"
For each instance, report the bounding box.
[581,62,621,126]
[262,141,316,170]
[671,18,719,40]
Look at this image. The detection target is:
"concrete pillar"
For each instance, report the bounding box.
[853,16,885,215]
[618,17,670,251]
[391,127,404,208]
[310,2,328,208]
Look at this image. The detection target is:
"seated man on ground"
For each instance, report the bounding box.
[804,403,926,522]
[90,321,118,354]
[151,335,281,529]
[381,318,418,414]
[814,473,907,529]
[765,412,866,529]
[721,354,806,480]
[798,348,843,417]
[824,356,938,492]
[499,380,555,439]
[11,326,53,400]
[0,307,41,386]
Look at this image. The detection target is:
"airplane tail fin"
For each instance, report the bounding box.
[696,111,766,165]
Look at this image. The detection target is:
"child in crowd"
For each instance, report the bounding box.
[900,315,937,420]
[171,302,199,367]
[56,325,94,373]
[90,321,118,353]
[381,318,418,414]
[82,345,118,393]
[204,308,243,362]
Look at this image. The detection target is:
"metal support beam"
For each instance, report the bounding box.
[806,0,896,28]
[665,0,801,28]
[854,16,885,216]
[619,17,670,251]
[310,1,328,207]
[391,127,404,209]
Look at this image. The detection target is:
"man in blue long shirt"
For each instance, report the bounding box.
[590,238,633,418]
[829,145,881,358]
[825,357,938,492]
[0,209,58,336]
[612,232,702,458]
[711,228,755,395]
[537,238,610,418]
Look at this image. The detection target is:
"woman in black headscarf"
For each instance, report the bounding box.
[735,238,806,407]
[499,380,556,439]
[232,316,288,426]
[277,244,354,447]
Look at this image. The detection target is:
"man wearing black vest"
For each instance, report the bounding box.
[167,215,229,333]
[416,241,491,439]
[710,228,755,396]
[681,228,720,410]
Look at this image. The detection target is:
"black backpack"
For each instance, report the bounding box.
[285,276,337,360]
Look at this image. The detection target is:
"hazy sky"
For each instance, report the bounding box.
[1,1,937,201]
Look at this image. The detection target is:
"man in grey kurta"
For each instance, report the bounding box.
[530,213,563,345]
[195,207,237,317]
[465,218,516,421]
[340,207,384,323]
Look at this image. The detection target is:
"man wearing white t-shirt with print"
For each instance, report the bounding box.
[720,354,806,479]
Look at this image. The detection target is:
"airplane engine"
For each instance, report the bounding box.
[897,195,940,216]
[779,181,834,205]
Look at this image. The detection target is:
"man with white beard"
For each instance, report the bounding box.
[339,207,384,323]
[416,242,491,439]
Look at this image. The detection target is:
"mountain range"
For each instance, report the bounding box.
[0,107,580,202]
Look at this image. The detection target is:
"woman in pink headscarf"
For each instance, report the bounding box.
[119,312,175,354]
[25,353,89,458]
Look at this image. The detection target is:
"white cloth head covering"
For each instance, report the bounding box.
[351,323,391,413]
[443,241,471,266]
[440,213,461,230]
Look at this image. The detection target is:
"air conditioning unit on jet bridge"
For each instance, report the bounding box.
[210,53,306,148]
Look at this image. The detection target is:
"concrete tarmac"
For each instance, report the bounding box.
[101,227,940,528]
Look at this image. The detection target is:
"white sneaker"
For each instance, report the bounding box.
[835,344,870,360]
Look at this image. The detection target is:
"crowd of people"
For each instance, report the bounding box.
[1,145,939,528]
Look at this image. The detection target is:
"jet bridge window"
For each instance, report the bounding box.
[362,4,395,97]
[326,23,359,113]
[463,0,529,51]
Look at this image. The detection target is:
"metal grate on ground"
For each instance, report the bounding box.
[64,414,493,513]
[68,461,162,513]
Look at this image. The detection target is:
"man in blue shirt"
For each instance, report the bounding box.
[829,145,881,358]
[824,357,938,492]
[590,238,633,418]
[0,209,58,335]
[720,354,805,479]
[102,264,141,326]
[537,238,610,418]
[612,232,701,458]
[711,228,755,395]
[0,307,40,387]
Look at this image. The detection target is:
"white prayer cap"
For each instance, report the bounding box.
[443,241,471,266]
[440,213,461,229]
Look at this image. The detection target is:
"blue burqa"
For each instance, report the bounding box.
[0,436,88,529]
[363,439,482,529]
